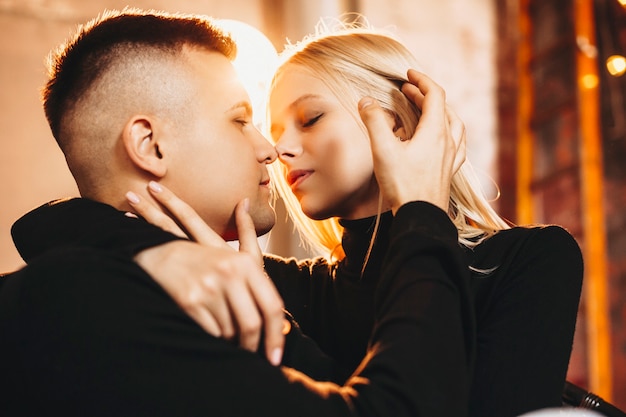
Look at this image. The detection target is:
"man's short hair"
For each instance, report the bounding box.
[42,8,237,145]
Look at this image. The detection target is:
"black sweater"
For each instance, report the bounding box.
[0,198,474,417]
[264,211,583,417]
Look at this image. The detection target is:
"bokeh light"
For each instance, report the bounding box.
[580,73,599,89]
[606,55,626,77]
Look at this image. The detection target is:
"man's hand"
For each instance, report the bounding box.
[128,185,284,366]
[358,69,466,213]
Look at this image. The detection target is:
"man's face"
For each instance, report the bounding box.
[162,49,277,240]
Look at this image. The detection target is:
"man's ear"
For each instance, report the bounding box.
[122,116,167,178]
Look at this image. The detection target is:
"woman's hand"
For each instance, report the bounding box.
[128,183,285,366]
[357,69,466,213]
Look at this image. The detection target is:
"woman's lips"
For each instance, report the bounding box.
[287,170,313,189]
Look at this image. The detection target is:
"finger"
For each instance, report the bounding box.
[187,307,223,338]
[147,181,229,248]
[401,80,425,111]
[126,191,188,238]
[406,69,443,100]
[415,80,445,120]
[201,298,237,342]
[404,70,432,102]
[358,97,398,157]
[235,199,263,265]
[402,73,446,138]
[179,278,236,340]
[247,271,285,366]
[225,280,263,352]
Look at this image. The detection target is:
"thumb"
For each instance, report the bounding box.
[358,97,397,158]
[235,198,263,265]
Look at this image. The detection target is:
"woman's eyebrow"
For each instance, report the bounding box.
[288,94,324,110]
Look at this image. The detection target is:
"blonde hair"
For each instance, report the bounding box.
[268,18,510,260]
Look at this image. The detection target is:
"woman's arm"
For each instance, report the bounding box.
[12,196,287,365]
[469,225,583,417]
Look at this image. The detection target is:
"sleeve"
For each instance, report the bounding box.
[268,201,475,417]
[3,201,474,417]
[469,226,583,417]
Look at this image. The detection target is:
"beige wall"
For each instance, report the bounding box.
[0,0,496,271]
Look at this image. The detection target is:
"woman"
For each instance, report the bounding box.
[265,27,582,417]
[133,24,583,417]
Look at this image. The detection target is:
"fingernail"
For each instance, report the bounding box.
[359,98,374,110]
[124,212,138,219]
[242,198,250,213]
[149,181,163,193]
[126,191,140,204]
[270,347,283,366]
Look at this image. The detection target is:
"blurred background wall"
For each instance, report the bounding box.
[0,0,497,270]
[0,0,624,409]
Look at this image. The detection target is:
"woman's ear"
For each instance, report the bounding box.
[393,124,407,141]
[122,116,167,178]
[386,110,407,141]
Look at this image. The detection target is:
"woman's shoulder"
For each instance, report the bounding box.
[472,224,583,276]
[484,224,580,253]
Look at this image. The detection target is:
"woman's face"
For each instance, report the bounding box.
[269,65,381,220]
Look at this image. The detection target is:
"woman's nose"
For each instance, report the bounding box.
[274,131,302,160]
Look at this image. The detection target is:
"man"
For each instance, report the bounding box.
[0,9,473,416]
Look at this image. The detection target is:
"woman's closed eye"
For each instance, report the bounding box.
[303,113,323,128]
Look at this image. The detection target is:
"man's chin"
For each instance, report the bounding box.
[250,214,275,240]
[255,220,275,238]
[222,215,275,242]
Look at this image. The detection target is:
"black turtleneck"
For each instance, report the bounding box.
[265,211,583,417]
[4,197,583,417]
[1,198,474,417]
[264,212,394,379]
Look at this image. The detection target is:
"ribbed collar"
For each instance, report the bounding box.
[337,211,394,283]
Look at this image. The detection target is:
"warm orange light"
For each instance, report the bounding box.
[214,19,278,130]
[618,0,626,6]
[606,55,626,76]
[580,73,599,89]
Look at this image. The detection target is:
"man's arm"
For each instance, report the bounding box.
[2,201,473,417]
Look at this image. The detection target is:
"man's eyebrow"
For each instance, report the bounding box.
[226,100,253,114]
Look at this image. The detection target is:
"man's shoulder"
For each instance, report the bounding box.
[12,197,180,263]
[2,245,147,299]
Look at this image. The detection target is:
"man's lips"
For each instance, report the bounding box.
[287,170,313,187]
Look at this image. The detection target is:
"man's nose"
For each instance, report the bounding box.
[254,129,278,164]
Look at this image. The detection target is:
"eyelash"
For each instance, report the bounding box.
[303,114,323,128]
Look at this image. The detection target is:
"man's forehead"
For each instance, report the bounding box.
[181,49,252,112]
